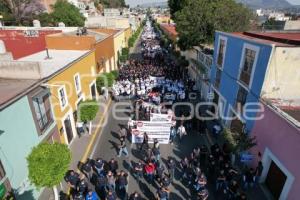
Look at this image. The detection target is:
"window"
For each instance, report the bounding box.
[240,48,256,86]
[214,68,222,89]
[74,74,81,93]
[217,39,226,67]
[58,87,67,110]
[32,93,53,132]
[236,86,248,112]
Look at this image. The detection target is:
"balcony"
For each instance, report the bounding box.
[196,50,213,70]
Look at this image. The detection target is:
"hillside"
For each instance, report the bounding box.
[236,0,292,9]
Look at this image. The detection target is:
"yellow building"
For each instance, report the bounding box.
[19,49,98,144]
[113,29,126,68]
[124,27,132,48]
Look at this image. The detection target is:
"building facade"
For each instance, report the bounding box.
[0,79,58,199]
[210,31,273,133]
[250,102,300,200]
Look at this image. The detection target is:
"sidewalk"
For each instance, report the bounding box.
[38,96,112,200]
[204,123,269,200]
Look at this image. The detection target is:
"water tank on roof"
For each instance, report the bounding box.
[0,40,6,54]
[33,20,41,27]
[58,22,65,27]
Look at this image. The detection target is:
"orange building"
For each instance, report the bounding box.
[160,23,178,42]
[45,29,116,73]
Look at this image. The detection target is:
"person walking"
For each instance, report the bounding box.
[177,124,187,142]
[93,158,105,176]
[82,158,93,181]
[169,126,176,145]
[139,132,149,151]
[167,158,176,181]
[108,158,119,175]
[107,171,116,191]
[118,137,129,157]
[85,190,99,200]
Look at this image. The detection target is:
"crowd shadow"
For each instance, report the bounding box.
[108,140,119,154]
[138,181,156,200]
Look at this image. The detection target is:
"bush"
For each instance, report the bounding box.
[78,100,99,122]
[96,72,117,94]
[111,70,119,79]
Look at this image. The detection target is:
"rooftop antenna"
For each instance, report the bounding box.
[45,48,52,59]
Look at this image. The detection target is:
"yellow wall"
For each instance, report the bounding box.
[124,27,132,48]
[262,47,300,101]
[47,51,97,144]
[114,30,126,69]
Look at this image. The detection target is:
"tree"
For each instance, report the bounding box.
[27,143,71,200]
[175,0,253,50]
[78,100,99,134]
[168,0,186,20]
[3,0,45,25]
[51,0,85,27]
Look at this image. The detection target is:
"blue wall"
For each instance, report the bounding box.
[210,32,273,132]
[0,96,55,199]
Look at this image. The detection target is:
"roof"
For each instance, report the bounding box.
[18,49,89,78]
[264,98,300,128]
[91,28,120,35]
[48,30,108,42]
[160,24,178,37]
[0,78,39,108]
[231,31,300,46]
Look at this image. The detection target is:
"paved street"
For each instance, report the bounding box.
[90,100,213,199]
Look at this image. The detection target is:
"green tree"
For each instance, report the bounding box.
[2,0,45,25]
[78,100,99,134]
[27,143,71,200]
[51,0,85,27]
[175,0,253,50]
[168,0,187,20]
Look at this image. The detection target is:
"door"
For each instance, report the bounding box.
[265,161,287,199]
[64,116,74,144]
[91,84,96,100]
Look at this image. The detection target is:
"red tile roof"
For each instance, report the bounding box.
[232,31,300,46]
[160,24,178,37]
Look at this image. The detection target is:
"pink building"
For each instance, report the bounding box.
[251,101,300,200]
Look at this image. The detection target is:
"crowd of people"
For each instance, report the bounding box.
[61,18,264,200]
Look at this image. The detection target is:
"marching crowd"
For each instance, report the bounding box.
[62,19,263,200]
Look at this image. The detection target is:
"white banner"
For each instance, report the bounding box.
[131,121,173,144]
[149,75,165,82]
[150,113,172,122]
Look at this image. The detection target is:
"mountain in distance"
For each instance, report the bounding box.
[236,0,292,9]
[137,1,168,8]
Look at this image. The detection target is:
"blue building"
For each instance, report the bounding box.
[209,31,274,133]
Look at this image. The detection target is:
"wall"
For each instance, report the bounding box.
[47,51,96,144]
[0,61,41,79]
[0,96,56,199]
[261,47,300,102]
[113,30,126,68]
[210,32,272,131]
[92,30,115,73]
[250,104,300,200]
[124,27,132,48]
[0,30,61,59]
[46,34,95,50]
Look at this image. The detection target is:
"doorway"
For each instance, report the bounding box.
[64,116,74,144]
[265,161,287,199]
[90,83,96,100]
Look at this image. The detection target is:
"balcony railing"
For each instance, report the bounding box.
[196,50,213,70]
[37,110,54,132]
